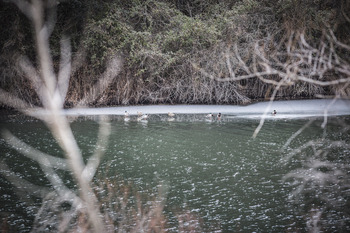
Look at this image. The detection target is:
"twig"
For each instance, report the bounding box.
[252,79,284,138]
[2,130,68,170]
[282,119,315,151]
[82,117,111,182]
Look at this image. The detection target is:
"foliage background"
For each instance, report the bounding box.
[0,0,349,107]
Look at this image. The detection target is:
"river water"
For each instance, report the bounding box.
[1,112,350,232]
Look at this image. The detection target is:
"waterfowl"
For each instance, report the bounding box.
[137,111,143,117]
[168,112,175,117]
[272,110,277,115]
[206,113,213,118]
[138,114,148,121]
[124,111,130,121]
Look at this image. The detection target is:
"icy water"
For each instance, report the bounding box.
[1,113,350,232]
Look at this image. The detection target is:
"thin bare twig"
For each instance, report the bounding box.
[2,1,111,231]
[57,35,72,101]
[82,117,111,182]
[282,119,315,151]
[2,130,68,170]
[78,56,123,106]
[252,79,283,138]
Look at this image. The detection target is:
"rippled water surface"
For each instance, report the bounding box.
[1,113,350,232]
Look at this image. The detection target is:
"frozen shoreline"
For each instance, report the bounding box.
[63,99,350,119]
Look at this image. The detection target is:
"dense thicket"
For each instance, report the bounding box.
[0,0,349,107]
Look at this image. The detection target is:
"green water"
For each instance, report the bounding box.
[1,113,350,232]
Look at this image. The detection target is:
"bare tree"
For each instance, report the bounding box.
[0,0,123,232]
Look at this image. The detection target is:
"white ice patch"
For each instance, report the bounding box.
[35,99,350,119]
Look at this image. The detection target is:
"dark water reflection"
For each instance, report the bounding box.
[1,113,350,232]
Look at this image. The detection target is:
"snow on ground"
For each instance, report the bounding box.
[62,99,350,119]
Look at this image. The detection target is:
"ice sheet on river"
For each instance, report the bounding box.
[63,99,350,119]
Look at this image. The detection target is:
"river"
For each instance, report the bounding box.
[1,100,350,232]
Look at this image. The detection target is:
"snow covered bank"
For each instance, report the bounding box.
[63,99,350,119]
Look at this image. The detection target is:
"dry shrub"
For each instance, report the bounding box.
[94,174,167,233]
[27,170,208,233]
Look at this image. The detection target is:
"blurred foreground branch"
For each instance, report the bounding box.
[0,0,123,232]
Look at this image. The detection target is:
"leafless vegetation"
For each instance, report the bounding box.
[192,4,350,230]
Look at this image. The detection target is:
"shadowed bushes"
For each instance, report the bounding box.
[0,0,348,107]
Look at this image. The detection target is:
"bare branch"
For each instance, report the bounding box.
[2,130,68,170]
[252,79,284,138]
[225,53,235,79]
[17,56,50,105]
[44,0,58,37]
[43,110,106,232]
[0,88,33,110]
[282,119,315,150]
[9,0,34,20]
[57,35,72,101]
[328,29,350,51]
[0,162,50,199]
[234,43,252,75]
[1,1,108,231]
[1,131,80,210]
[40,163,79,203]
[341,0,350,23]
[192,62,277,82]
[82,117,111,182]
[321,95,339,129]
[71,45,87,75]
[31,0,57,99]
[78,55,123,106]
